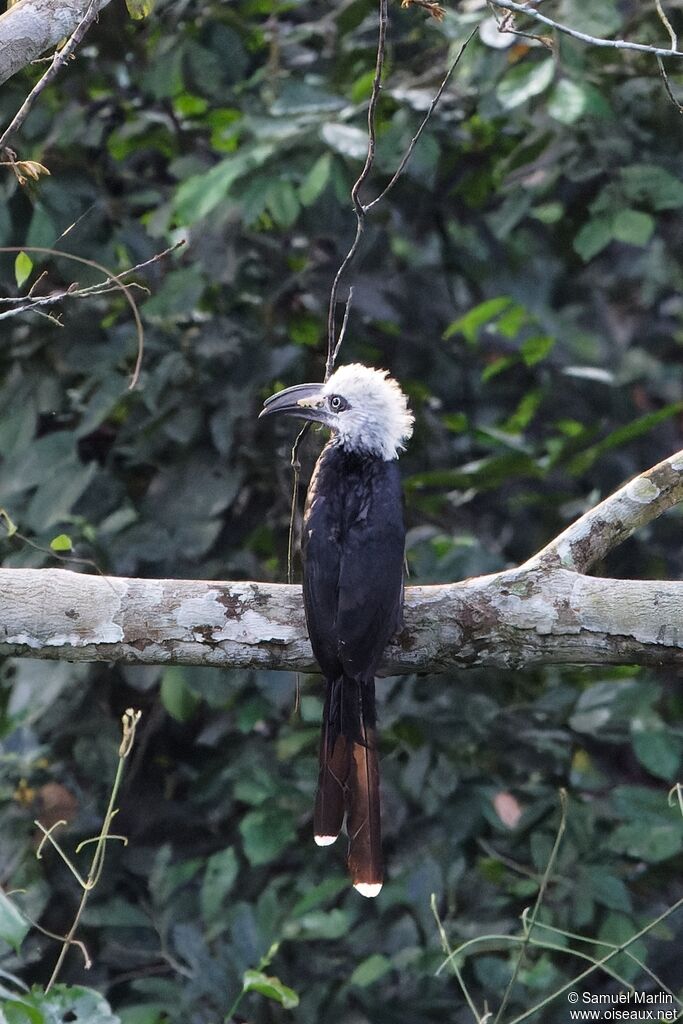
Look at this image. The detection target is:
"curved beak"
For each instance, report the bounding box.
[259,382,331,424]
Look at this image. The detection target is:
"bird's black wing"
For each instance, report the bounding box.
[301,450,344,681]
[335,458,406,681]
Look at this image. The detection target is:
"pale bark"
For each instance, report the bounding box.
[0,0,111,86]
[1,449,683,674]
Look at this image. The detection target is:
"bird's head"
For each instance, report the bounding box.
[260,363,414,460]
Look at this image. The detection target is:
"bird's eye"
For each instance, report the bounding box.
[329,395,348,412]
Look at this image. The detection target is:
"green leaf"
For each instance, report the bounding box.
[160,667,201,723]
[574,215,614,261]
[174,145,275,222]
[142,265,205,319]
[4,985,119,1022]
[597,912,647,983]
[0,509,18,538]
[503,389,542,434]
[443,297,513,343]
[612,208,654,247]
[14,252,32,289]
[632,731,682,782]
[582,866,632,912]
[0,891,29,954]
[242,969,299,1009]
[266,180,300,229]
[118,1006,166,1024]
[530,202,563,224]
[320,123,368,160]
[548,79,588,124]
[49,533,73,552]
[567,401,683,474]
[613,784,682,824]
[442,411,468,433]
[200,846,239,924]
[521,335,555,366]
[482,355,516,381]
[621,164,683,210]
[1,999,45,1024]
[350,954,391,987]
[350,69,375,103]
[239,808,296,866]
[496,59,554,111]
[286,907,353,940]
[569,680,649,737]
[125,0,155,18]
[291,876,349,916]
[608,817,683,862]
[561,0,622,36]
[299,153,332,206]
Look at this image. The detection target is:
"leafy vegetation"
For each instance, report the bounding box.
[1,0,683,1020]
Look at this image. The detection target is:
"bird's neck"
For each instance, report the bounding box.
[331,434,398,462]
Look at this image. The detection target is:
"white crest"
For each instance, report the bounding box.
[322,364,414,460]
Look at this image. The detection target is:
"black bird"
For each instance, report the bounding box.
[260,364,413,896]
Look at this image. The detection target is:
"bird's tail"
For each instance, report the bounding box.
[314,675,383,897]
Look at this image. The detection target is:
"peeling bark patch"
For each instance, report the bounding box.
[192,625,220,646]
[215,590,246,620]
[213,607,300,645]
[175,591,228,630]
[569,517,615,571]
[656,623,681,647]
[626,477,660,503]
[496,592,558,634]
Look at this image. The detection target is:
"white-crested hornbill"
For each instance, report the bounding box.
[260,364,413,896]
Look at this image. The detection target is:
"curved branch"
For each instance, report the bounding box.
[0,0,111,87]
[526,449,683,574]
[2,448,683,674]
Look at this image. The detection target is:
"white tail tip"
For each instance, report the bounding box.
[353,881,383,898]
[314,834,338,847]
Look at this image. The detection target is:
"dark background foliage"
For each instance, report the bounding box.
[1,0,683,1020]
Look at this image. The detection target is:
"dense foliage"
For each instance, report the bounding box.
[1,0,683,1020]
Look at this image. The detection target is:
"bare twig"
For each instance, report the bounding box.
[330,285,354,369]
[486,0,683,58]
[44,708,141,990]
[486,4,553,50]
[365,30,476,212]
[657,55,683,113]
[0,285,77,320]
[653,0,682,113]
[493,791,567,1024]
[0,243,183,386]
[654,0,677,50]
[0,0,100,153]
[325,0,389,379]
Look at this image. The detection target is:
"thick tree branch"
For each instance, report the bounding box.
[2,449,683,673]
[1,568,683,672]
[525,449,683,574]
[0,0,111,87]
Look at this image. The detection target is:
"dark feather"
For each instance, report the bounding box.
[346,681,382,893]
[302,443,406,894]
[313,678,349,844]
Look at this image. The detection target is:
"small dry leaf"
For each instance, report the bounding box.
[16,160,51,182]
[493,790,523,829]
[13,778,36,806]
[400,0,447,22]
